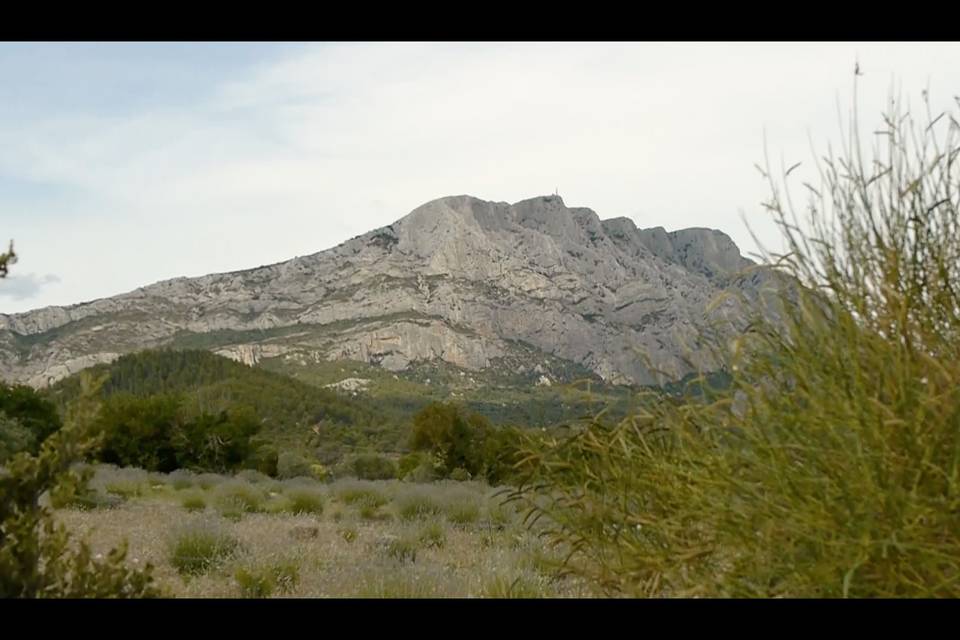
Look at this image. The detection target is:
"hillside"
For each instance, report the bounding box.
[1,195,770,389]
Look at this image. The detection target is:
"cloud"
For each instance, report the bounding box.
[1,42,959,314]
[0,273,61,301]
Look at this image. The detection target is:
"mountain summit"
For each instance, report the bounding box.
[0,195,764,387]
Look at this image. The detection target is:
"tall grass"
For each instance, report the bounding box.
[509,84,960,597]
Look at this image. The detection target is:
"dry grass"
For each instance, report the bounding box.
[51,466,596,598]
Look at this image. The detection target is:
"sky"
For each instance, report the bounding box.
[1,42,958,314]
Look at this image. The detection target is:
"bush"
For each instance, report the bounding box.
[397,493,442,521]
[168,521,240,576]
[235,558,300,598]
[336,484,387,509]
[510,84,960,597]
[418,521,446,549]
[0,372,159,597]
[282,488,325,515]
[384,537,418,563]
[167,469,196,490]
[214,481,264,514]
[277,452,313,479]
[352,454,397,480]
[181,492,207,513]
[445,499,481,526]
[449,467,471,482]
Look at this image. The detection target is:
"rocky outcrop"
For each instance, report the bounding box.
[0,195,767,387]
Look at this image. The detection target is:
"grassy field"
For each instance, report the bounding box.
[52,465,594,598]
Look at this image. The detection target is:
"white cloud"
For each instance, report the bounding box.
[0,272,61,301]
[1,42,959,314]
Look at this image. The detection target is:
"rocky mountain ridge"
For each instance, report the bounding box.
[0,195,767,388]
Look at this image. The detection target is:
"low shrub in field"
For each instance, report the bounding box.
[235,469,271,484]
[336,484,387,509]
[195,473,225,490]
[104,480,142,499]
[277,452,313,480]
[449,467,471,482]
[167,469,196,490]
[281,488,325,515]
[339,527,358,543]
[397,493,442,521]
[213,481,264,513]
[180,492,207,513]
[418,521,446,550]
[482,574,549,599]
[352,454,397,481]
[235,558,300,598]
[385,537,418,563]
[445,498,480,526]
[168,522,240,576]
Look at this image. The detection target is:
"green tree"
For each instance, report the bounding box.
[0,372,160,597]
[0,240,14,279]
[0,383,64,454]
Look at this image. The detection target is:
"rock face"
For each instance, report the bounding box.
[0,195,769,388]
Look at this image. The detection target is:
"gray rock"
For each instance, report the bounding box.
[0,194,771,387]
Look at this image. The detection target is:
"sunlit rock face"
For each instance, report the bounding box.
[0,194,767,388]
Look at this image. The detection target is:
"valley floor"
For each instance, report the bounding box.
[53,466,596,598]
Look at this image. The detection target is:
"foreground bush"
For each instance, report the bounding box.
[510,84,960,597]
[0,373,159,597]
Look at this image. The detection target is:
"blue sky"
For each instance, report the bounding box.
[2,42,959,314]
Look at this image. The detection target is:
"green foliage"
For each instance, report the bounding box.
[181,492,207,513]
[92,392,261,473]
[336,484,387,508]
[235,558,299,598]
[0,382,63,455]
[418,521,446,549]
[0,239,14,278]
[384,537,418,563]
[510,86,960,597]
[214,481,265,514]
[48,349,383,441]
[0,372,159,597]
[352,454,397,480]
[168,521,240,576]
[445,498,481,526]
[276,451,314,479]
[281,488,325,515]
[0,414,35,464]
[397,492,443,521]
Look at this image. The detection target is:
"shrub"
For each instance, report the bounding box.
[510,83,960,597]
[180,492,207,513]
[397,493,442,521]
[352,454,397,481]
[336,484,387,509]
[167,469,196,490]
[418,521,446,549]
[449,467,471,482]
[384,537,418,563]
[168,522,240,576]
[482,574,549,598]
[235,558,300,598]
[445,499,480,526]
[213,481,264,514]
[282,488,325,515]
[398,452,426,479]
[277,452,313,479]
[0,372,159,597]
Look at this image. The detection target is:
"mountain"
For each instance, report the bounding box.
[0,195,767,388]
